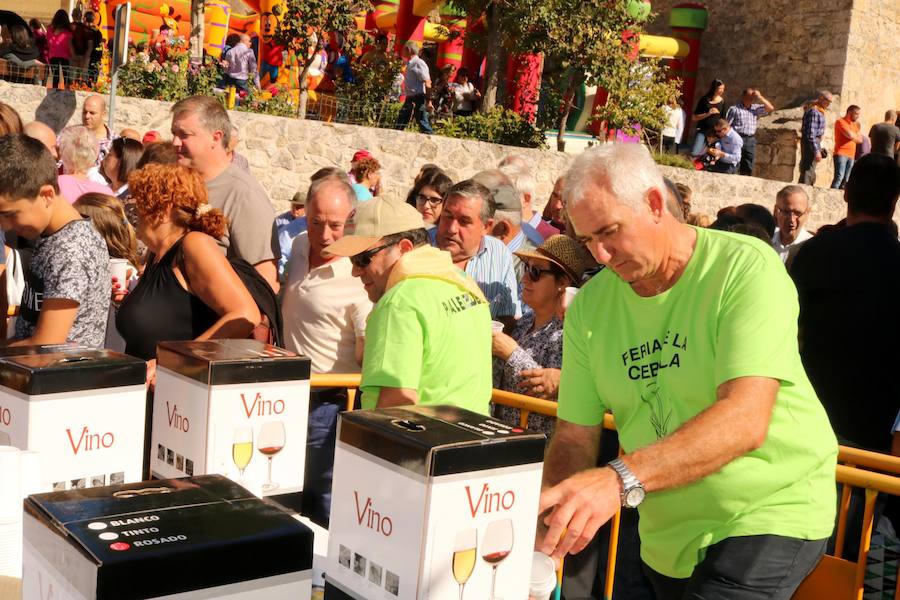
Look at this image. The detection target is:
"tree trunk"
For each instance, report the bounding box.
[556,74,576,152]
[296,55,316,119]
[479,3,503,113]
[190,0,204,64]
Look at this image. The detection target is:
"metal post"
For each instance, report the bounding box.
[107,70,118,133]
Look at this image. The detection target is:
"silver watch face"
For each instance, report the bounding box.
[624,486,645,508]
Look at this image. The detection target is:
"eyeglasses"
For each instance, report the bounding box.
[416,193,444,207]
[524,263,555,281]
[775,206,808,219]
[350,242,396,268]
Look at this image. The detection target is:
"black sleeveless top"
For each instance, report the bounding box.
[116,237,220,360]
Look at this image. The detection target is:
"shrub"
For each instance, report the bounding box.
[651,151,694,170]
[434,107,547,149]
[116,38,220,102]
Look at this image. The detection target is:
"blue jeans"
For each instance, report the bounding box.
[831,155,854,189]
[644,535,828,600]
[690,131,708,157]
[395,93,433,134]
[301,388,347,527]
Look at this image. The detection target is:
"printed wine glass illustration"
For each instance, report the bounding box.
[232,426,253,480]
[452,528,477,600]
[481,518,513,600]
[257,421,285,492]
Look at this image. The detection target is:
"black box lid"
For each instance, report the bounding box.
[156,340,311,385]
[0,343,89,358]
[0,349,146,395]
[26,475,314,599]
[338,405,546,477]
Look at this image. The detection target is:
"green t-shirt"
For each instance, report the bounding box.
[559,227,837,578]
[360,277,492,414]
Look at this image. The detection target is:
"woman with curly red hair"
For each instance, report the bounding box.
[115,164,259,384]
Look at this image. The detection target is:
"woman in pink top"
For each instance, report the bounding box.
[47,10,74,69]
[57,125,114,203]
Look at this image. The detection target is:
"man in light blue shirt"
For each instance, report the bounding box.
[276,191,307,279]
[436,179,520,326]
[394,41,433,134]
[707,118,743,174]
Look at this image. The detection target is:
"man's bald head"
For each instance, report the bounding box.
[82,95,108,135]
[23,121,58,160]
[119,128,141,141]
[240,33,251,45]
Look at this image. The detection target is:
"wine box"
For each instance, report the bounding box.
[0,348,147,492]
[150,340,311,498]
[22,474,314,599]
[325,405,546,600]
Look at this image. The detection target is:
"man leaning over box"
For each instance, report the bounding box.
[324,196,492,414]
[537,143,837,600]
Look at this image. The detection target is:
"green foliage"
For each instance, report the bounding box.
[334,52,404,126]
[276,0,367,69]
[651,151,694,170]
[116,38,221,102]
[236,87,297,117]
[433,108,547,149]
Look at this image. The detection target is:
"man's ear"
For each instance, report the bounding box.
[38,184,56,207]
[483,217,494,234]
[647,188,666,221]
[397,237,415,253]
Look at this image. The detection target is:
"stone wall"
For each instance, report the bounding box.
[0,81,849,230]
[645,0,852,111]
[842,0,900,119]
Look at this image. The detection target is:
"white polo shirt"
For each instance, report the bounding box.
[281,232,372,374]
[772,228,813,263]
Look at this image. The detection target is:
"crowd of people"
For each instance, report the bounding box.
[0,87,899,599]
[665,79,900,186]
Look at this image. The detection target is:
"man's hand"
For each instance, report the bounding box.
[519,368,561,399]
[538,466,621,559]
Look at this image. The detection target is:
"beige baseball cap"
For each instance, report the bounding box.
[323,196,426,258]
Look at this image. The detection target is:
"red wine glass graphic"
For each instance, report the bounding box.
[481,518,513,600]
[257,421,285,492]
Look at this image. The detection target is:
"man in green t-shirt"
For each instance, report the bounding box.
[537,144,837,600]
[324,196,492,414]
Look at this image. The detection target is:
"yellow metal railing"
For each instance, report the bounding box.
[309,374,900,600]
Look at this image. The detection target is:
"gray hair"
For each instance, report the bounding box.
[563,143,667,213]
[818,90,833,101]
[494,209,522,227]
[775,184,809,207]
[498,162,535,203]
[446,179,496,224]
[306,173,356,211]
[171,95,232,148]
[404,40,420,55]
[57,125,99,174]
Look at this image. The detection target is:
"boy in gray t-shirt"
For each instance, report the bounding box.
[0,135,110,348]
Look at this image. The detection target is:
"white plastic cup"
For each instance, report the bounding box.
[530,551,557,600]
[110,258,130,285]
[491,320,504,333]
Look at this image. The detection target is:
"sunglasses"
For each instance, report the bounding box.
[524,263,555,281]
[416,193,444,207]
[350,242,395,268]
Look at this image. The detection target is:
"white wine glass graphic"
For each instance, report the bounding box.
[257,421,285,492]
[481,518,513,600]
[232,427,253,480]
[452,528,477,600]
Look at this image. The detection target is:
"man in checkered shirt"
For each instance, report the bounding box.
[798,90,833,185]
[725,88,774,176]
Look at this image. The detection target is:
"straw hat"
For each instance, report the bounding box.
[514,235,587,284]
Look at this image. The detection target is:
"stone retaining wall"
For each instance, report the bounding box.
[0,81,850,230]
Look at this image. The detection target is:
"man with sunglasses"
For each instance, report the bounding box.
[706,118,743,175]
[324,196,492,414]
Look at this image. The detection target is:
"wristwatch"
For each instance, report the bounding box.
[608,458,646,508]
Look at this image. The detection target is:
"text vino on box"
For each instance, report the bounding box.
[22,474,314,599]
[325,406,546,600]
[151,340,311,498]
[0,347,147,492]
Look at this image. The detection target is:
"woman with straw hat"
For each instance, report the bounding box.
[491,235,588,435]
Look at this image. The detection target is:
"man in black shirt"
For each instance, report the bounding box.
[790,154,900,453]
[869,110,900,159]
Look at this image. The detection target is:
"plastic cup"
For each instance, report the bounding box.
[561,286,579,312]
[110,258,130,285]
[529,551,557,600]
[491,320,504,333]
